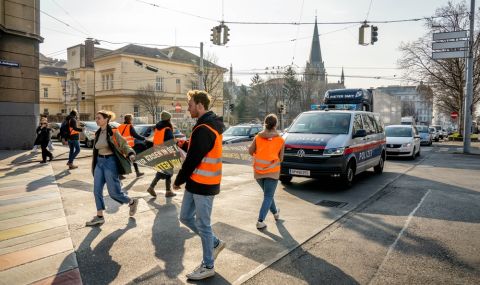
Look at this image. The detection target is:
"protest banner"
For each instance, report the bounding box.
[135,140,183,175]
[222,141,252,165]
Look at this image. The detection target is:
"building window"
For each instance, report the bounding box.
[102,73,114,90]
[191,81,198,90]
[102,105,113,111]
[156,76,164,91]
[110,74,114,89]
[176,79,181,93]
[43,88,48,98]
[43,108,49,115]
[155,106,163,121]
[134,105,140,117]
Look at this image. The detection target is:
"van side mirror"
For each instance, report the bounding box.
[353,129,367,138]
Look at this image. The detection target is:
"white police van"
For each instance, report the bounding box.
[280,109,386,187]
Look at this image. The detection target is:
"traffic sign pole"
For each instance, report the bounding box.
[464,0,475,154]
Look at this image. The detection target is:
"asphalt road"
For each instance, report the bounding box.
[244,145,480,285]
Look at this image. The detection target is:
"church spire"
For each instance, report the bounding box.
[309,16,323,66]
[341,67,345,85]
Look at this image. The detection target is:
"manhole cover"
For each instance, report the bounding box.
[316,200,348,208]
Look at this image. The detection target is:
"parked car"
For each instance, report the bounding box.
[79,121,119,148]
[429,127,439,142]
[48,122,61,141]
[431,125,444,139]
[416,125,432,146]
[222,124,262,144]
[280,110,386,187]
[385,125,421,159]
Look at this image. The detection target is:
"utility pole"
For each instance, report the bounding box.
[464,0,475,154]
[199,42,205,90]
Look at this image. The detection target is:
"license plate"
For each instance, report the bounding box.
[387,148,399,152]
[289,169,310,176]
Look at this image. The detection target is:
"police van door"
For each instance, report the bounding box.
[360,113,379,169]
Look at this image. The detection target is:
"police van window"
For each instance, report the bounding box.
[361,114,375,134]
[353,114,363,134]
[367,114,379,134]
[289,112,351,134]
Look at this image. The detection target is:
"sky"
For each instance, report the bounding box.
[39,0,476,89]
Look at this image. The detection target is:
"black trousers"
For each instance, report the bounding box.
[149,172,172,190]
[41,144,53,162]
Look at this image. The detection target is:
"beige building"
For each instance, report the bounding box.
[39,66,67,116]
[0,0,43,149]
[93,44,227,125]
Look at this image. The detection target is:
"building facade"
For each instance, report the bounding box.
[0,0,43,149]
[39,66,67,117]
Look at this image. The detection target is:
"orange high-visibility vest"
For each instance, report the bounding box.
[153,127,172,146]
[69,119,79,136]
[253,136,284,174]
[188,124,222,185]
[118,124,134,147]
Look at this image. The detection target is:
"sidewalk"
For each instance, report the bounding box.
[0,153,82,284]
[5,143,92,165]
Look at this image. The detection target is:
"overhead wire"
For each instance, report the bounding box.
[51,0,91,35]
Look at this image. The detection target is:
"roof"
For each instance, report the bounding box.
[94,44,226,71]
[39,66,67,77]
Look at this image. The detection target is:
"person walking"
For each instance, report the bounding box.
[172,90,226,280]
[146,111,176,198]
[32,115,54,153]
[117,114,146,179]
[248,114,285,230]
[85,110,139,226]
[66,110,83,170]
[36,118,54,164]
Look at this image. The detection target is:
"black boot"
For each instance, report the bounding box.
[134,163,144,177]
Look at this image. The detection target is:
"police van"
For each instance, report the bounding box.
[280,106,386,187]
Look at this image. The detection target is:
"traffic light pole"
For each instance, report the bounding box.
[463,0,475,154]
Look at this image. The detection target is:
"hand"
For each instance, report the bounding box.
[173,184,181,190]
[129,154,135,162]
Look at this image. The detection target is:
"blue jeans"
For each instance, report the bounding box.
[256,178,278,222]
[68,140,80,164]
[180,191,219,268]
[93,156,130,211]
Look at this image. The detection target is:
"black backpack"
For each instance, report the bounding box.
[59,118,70,140]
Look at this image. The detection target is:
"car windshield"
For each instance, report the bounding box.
[134,126,151,136]
[224,126,251,136]
[417,126,429,133]
[386,127,412,137]
[429,127,435,133]
[288,113,351,134]
[84,122,98,130]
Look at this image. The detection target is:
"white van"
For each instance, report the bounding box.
[401,116,415,126]
[280,110,386,187]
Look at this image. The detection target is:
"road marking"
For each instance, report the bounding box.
[369,189,431,284]
[439,148,448,152]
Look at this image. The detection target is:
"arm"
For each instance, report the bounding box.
[164,128,174,141]
[69,118,83,132]
[113,131,135,156]
[130,125,145,140]
[248,137,257,156]
[278,141,285,162]
[174,126,215,186]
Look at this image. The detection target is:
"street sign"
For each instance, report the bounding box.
[451,111,458,119]
[432,50,468,59]
[432,40,468,50]
[0,59,20,68]
[433,30,468,41]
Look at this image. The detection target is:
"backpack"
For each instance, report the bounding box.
[59,118,71,140]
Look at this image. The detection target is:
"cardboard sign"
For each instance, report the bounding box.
[135,140,183,175]
[222,141,252,165]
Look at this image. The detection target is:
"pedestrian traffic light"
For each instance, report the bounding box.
[223,25,230,45]
[229,103,234,111]
[371,25,378,45]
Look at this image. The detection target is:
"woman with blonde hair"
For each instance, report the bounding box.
[248,114,285,229]
[86,110,139,226]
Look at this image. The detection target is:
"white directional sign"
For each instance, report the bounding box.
[433,30,468,41]
[432,40,468,50]
[432,50,468,59]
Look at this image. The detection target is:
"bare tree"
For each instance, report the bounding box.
[191,53,227,109]
[136,84,165,123]
[250,74,268,116]
[398,1,480,131]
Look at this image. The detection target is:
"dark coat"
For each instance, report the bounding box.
[35,126,51,146]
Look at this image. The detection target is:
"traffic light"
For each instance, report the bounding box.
[358,23,369,46]
[229,103,234,111]
[223,25,230,45]
[371,25,378,45]
[211,26,221,45]
[278,104,285,114]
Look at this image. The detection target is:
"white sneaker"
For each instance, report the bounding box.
[274,209,280,221]
[256,221,267,229]
[186,263,215,280]
[213,239,226,260]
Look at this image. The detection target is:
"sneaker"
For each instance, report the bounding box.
[213,239,226,260]
[86,216,104,226]
[68,164,78,170]
[165,190,176,198]
[186,263,215,280]
[119,175,126,180]
[129,199,139,216]
[136,172,144,178]
[147,187,157,197]
[274,209,280,221]
[256,221,267,229]
[40,161,47,164]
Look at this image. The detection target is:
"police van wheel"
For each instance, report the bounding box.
[374,154,385,174]
[279,175,292,184]
[342,162,355,187]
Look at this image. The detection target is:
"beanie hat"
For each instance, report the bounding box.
[161,111,172,121]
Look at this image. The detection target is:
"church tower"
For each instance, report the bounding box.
[305,17,326,82]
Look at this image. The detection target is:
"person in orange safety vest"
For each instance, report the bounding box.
[248,114,285,230]
[117,114,146,178]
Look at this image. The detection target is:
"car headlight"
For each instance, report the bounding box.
[401,143,412,148]
[324,147,345,156]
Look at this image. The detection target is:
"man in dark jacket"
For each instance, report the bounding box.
[66,110,83,169]
[173,90,226,280]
